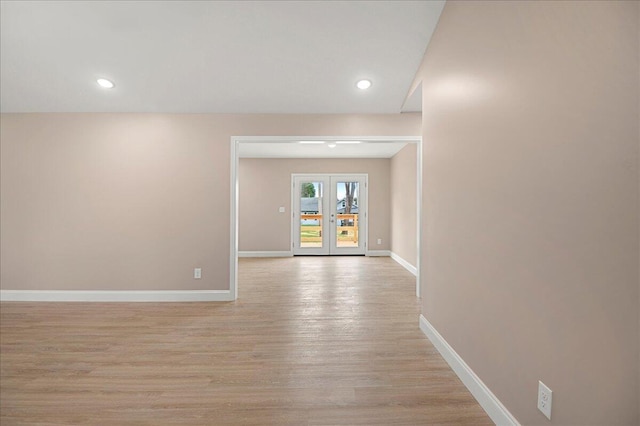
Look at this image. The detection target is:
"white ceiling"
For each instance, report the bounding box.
[238,140,410,159]
[0,0,444,113]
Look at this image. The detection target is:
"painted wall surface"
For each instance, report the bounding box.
[390,143,417,267]
[417,1,639,424]
[0,113,420,291]
[238,158,390,252]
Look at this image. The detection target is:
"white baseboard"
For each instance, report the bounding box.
[0,290,234,302]
[238,251,293,258]
[366,250,390,257]
[419,315,520,426]
[390,252,417,276]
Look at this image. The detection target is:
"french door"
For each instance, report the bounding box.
[292,174,367,255]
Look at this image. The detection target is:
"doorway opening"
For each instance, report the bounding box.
[230,136,422,300]
[292,174,367,256]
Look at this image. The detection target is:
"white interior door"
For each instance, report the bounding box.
[293,174,367,255]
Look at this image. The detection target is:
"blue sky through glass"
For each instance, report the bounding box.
[307,182,358,201]
[337,182,358,201]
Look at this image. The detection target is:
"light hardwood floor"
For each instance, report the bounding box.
[1,257,491,425]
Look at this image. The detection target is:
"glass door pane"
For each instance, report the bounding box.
[334,181,359,249]
[299,181,323,249]
[293,174,364,256]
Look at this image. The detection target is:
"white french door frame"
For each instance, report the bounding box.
[230,136,422,301]
[291,174,368,256]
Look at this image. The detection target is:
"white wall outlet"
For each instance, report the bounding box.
[194,268,202,279]
[377,238,382,245]
[537,380,552,420]
[278,206,285,213]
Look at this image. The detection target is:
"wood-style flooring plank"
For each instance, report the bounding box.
[1,256,491,425]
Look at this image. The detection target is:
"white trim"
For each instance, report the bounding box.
[419,315,521,426]
[230,138,239,300]
[0,290,234,302]
[416,136,423,298]
[238,251,293,258]
[232,136,421,144]
[390,252,417,276]
[366,250,390,257]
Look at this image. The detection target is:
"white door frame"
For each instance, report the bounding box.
[230,136,422,300]
[292,173,368,256]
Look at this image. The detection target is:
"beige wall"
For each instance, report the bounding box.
[390,143,417,267]
[417,1,639,424]
[239,158,390,252]
[0,113,420,291]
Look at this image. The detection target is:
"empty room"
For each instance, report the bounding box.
[1,1,639,425]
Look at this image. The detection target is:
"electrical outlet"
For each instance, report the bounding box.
[377,238,382,245]
[279,206,285,213]
[194,268,202,279]
[537,381,552,420]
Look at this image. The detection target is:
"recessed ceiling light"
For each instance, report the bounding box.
[356,79,372,90]
[335,141,362,144]
[328,144,337,148]
[298,141,325,144]
[97,78,115,89]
